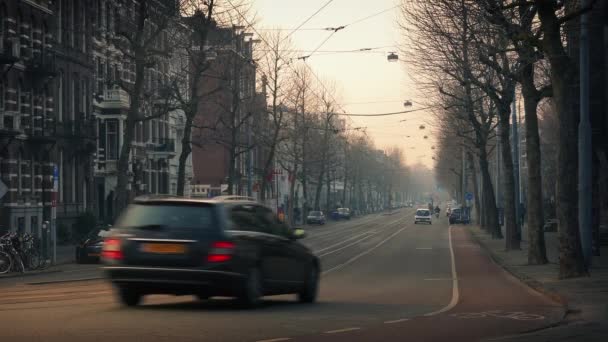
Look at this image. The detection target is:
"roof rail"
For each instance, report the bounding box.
[213,195,257,202]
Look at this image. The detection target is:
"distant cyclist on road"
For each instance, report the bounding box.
[434,206,440,218]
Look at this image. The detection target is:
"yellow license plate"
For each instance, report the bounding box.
[87,253,100,257]
[141,243,187,254]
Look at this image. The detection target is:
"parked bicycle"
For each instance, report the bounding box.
[0,232,48,274]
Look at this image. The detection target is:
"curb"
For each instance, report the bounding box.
[0,268,62,279]
[466,227,570,308]
[27,276,103,285]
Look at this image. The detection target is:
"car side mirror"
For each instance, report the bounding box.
[292,228,307,239]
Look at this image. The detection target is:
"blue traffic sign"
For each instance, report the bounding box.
[465,192,474,201]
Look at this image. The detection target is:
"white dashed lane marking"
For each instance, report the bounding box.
[384,318,411,324]
[324,327,361,334]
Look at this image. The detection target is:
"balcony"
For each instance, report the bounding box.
[100,88,130,110]
[26,51,57,81]
[146,138,176,158]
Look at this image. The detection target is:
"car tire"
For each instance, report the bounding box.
[239,267,263,308]
[118,286,142,307]
[298,264,319,303]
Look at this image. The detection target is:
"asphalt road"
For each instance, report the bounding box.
[0,209,564,342]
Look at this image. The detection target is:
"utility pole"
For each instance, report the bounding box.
[512,90,521,240]
[579,0,593,266]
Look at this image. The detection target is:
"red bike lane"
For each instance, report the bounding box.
[295,226,565,342]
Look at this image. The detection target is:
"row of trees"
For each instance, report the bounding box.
[108,0,418,227]
[401,0,596,278]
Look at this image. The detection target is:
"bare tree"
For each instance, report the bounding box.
[401,0,503,238]
[111,1,175,216]
[257,30,294,203]
[481,0,552,264]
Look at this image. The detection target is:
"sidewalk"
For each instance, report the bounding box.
[0,244,76,279]
[468,225,608,341]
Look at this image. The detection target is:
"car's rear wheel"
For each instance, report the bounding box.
[298,264,319,303]
[239,267,263,308]
[117,286,142,307]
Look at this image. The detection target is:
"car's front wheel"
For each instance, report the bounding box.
[117,286,142,307]
[298,264,319,303]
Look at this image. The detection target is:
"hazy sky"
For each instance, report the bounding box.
[253,0,436,167]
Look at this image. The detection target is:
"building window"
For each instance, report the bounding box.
[106,120,118,160]
[81,5,86,52]
[31,216,38,237]
[81,78,87,118]
[17,217,25,235]
[70,0,75,47]
[71,157,76,203]
[71,76,76,121]
[57,72,63,122]
[0,78,4,112]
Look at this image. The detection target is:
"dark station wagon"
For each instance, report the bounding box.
[102,196,320,308]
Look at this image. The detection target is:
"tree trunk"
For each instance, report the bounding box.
[114,117,136,219]
[176,116,193,196]
[227,141,237,195]
[537,1,586,278]
[313,166,325,211]
[468,152,481,225]
[326,167,331,214]
[260,123,281,202]
[520,66,548,264]
[499,114,520,250]
[479,147,501,238]
[288,164,298,227]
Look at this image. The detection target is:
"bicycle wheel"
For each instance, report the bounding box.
[0,251,12,274]
[37,251,49,270]
[10,251,24,273]
[27,250,41,270]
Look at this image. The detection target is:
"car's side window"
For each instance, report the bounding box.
[255,206,291,238]
[230,205,262,232]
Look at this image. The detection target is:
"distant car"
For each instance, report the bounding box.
[102,196,320,308]
[76,225,112,263]
[336,208,351,220]
[449,208,470,224]
[307,211,326,225]
[415,209,432,225]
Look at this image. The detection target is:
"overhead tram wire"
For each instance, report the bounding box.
[282,0,335,42]
[225,0,349,121]
[294,5,400,61]
[334,107,433,117]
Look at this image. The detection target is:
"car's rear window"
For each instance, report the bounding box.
[115,203,216,230]
[416,210,430,216]
[310,211,322,216]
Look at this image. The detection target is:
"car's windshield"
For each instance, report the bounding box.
[309,211,322,216]
[115,203,215,230]
[416,210,430,216]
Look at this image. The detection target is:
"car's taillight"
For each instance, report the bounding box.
[101,238,123,260]
[207,241,235,263]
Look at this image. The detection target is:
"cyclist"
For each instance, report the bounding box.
[434,205,441,218]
